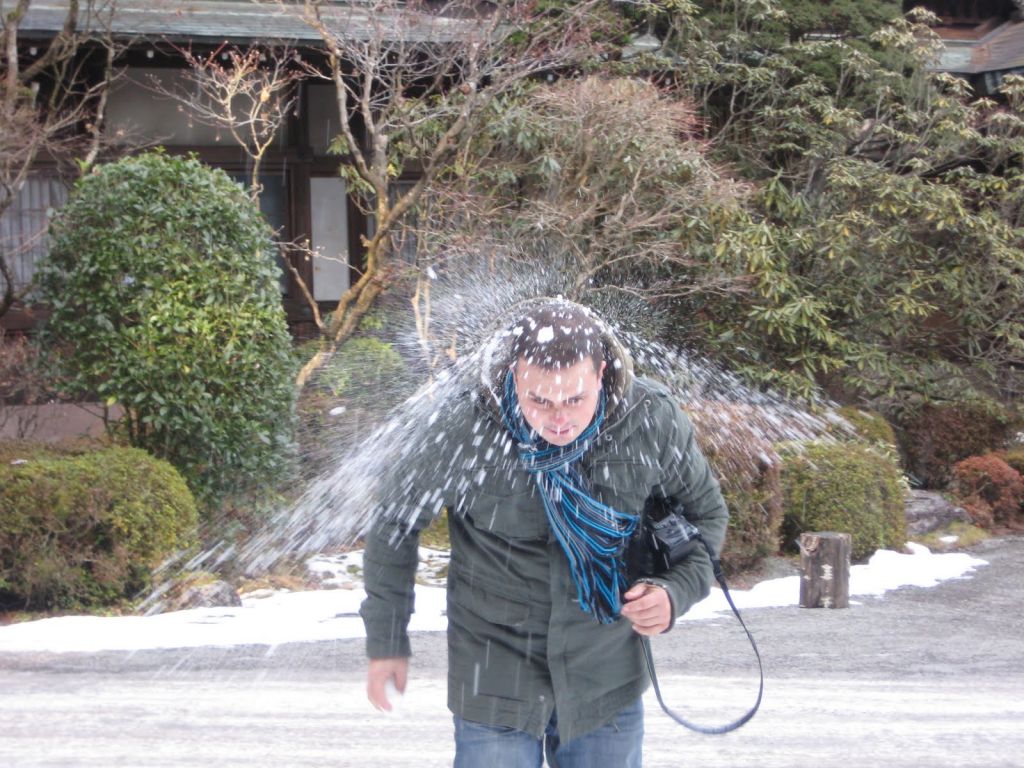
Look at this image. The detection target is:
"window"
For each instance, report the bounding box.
[310,176,350,301]
[366,180,422,266]
[106,67,289,148]
[0,175,68,297]
[229,172,290,294]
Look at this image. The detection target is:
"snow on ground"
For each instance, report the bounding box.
[0,543,987,654]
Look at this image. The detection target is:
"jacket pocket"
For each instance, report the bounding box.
[447,576,544,702]
[449,575,532,628]
[458,463,549,540]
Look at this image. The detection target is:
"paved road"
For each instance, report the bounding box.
[2,537,1023,768]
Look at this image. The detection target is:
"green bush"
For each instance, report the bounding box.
[780,441,907,561]
[659,11,1024,406]
[295,333,413,480]
[0,445,198,609]
[36,152,296,505]
[321,336,407,409]
[0,439,100,464]
[836,407,898,455]
[689,404,784,575]
[718,457,783,576]
[895,402,1013,489]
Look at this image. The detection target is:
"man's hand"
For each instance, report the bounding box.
[621,582,672,636]
[367,657,409,711]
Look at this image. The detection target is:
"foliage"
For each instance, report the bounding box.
[295,317,417,480]
[0,331,45,406]
[951,453,1024,530]
[288,0,612,364]
[683,0,903,89]
[0,438,104,464]
[999,447,1024,477]
[688,0,901,43]
[0,445,197,609]
[320,337,408,409]
[0,331,64,440]
[896,401,1014,488]
[415,2,1023,410]
[633,3,1024,406]
[689,405,784,574]
[35,152,297,506]
[835,407,898,453]
[0,331,53,442]
[779,440,907,560]
[424,75,745,307]
[716,453,783,576]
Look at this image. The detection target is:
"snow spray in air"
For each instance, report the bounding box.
[150,253,847,603]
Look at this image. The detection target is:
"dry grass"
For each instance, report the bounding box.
[911,521,991,552]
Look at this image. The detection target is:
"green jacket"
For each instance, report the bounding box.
[360,333,729,742]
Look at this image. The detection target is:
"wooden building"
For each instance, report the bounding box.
[2,1,440,337]
[905,0,1024,93]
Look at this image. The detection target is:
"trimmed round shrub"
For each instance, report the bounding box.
[689,404,784,575]
[718,456,782,576]
[780,441,907,561]
[36,152,296,505]
[0,439,100,464]
[836,407,898,455]
[894,402,1013,489]
[951,454,1024,530]
[0,445,198,609]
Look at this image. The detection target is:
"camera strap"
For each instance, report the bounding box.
[641,534,764,734]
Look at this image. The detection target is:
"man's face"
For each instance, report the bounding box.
[512,357,606,446]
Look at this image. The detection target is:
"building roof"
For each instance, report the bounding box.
[936,18,1024,74]
[18,0,475,45]
[972,18,1024,71]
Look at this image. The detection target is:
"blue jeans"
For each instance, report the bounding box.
[453,698,644,768]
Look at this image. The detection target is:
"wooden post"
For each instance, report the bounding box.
[799,532,851,609]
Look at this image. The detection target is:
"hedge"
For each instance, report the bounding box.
[780,440,907,561]
[0,445,198,609]
[689,403,784,575]
[894,402,1014,489]
[36,152,296,506]
[835,407,899,457]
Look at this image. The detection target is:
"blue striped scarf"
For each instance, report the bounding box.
[500,370,639,624]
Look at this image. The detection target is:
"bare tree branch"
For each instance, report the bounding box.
[156,44,300,196]
[288,0,608,370]
[0,0,121,319]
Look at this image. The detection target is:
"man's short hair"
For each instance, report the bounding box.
[509,302,605,371]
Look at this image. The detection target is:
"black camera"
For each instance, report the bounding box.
[626,495,702,580]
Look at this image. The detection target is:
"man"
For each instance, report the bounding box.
[360,299,729,767]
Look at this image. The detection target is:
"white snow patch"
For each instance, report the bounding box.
[0,544,986,653]
[536,325,554,344]
[684,543,986,621]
